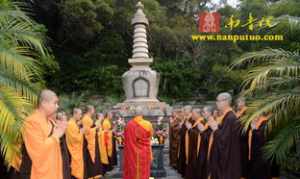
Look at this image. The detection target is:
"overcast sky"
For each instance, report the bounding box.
[211,0,240,8]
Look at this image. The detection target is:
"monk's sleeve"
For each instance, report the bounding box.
[103,120,112,130]
[66,123,82,143]
[22,120,59,169]
[150,123,154,137]
[214,115,239,169]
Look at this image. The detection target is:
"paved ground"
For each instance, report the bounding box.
[106,142,182,179]
[106,152,182,179]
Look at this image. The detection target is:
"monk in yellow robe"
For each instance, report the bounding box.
[98,112,117,173]
[22,89,69,179]
[66,108,84,179]
[82,105,103,178]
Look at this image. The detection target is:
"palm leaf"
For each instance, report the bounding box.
[241,60,300,94]
[230,48,298,69]
[0,86,33,164]
[0,1,48,166]
[241,91,300,131]
[263,118,300,164]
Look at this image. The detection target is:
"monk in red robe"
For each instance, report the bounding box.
[123,106,153,179]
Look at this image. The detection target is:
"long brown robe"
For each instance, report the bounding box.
[197,128,211,179]
[169,120,181,169]
[236,107,249,178]
[247,120,271,179]
[208,110,241,179]
[177,123,188,177]
[185,120,210,179]
[0,154,9,178]
[184,121,200,179]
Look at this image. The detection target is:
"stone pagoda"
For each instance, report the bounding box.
[113,1,171,120]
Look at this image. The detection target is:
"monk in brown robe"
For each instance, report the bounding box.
[22,89,70,179]
[169,111,182,169]
[247,113,273,179]
[177,106,192,177]
[235,97,249,179]
[207,92,241,179]
[66,108,85,179]
[0,148,9,178]
[185,109,209,179]
[56,112,72,179]
[196,105,214,179]
[82,105,103,179]
[155,116,167,145]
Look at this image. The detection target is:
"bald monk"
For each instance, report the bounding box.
[177,106,192,177]
[22,89,69,179]
[66,108,85,179]
[98,112,117,173]
[247,113,273,179]
[55,112,72,179]
[207,92,241,179]
[185,109,208,179]
[235,97,249,179]
[169,111,182,169]
[123,106,153,179]
[82,105,103,178]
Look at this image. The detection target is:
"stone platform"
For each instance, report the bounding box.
[106,147,182,179]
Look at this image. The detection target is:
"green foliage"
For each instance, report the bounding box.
[232,47,300,171]
[59,92,121,115]
[59,92,87,114]
[0,1,48,165]
[58,0,114,50]
[153,58,203,99]
[28,0,300,103]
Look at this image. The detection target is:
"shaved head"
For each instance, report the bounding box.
[38,89,57,106]
[183,105,193,114]
[135,106,143,115]
[217,92,232,104]
[85,105,95,113]
[216,92,232,111]
[203,105,214,114]
[73,108,82,120]
[38,89,59,117]
[73,108,82,115]
[236,96,246,108]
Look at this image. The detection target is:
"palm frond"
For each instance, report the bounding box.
[0,47,40,82]
[0,67,39,102]
[0,1,48,166]
[230,48,299,69]
[241,60,300,94]
[0,86,33,164]
[263,118,300,164]
[0,1,33,24]
[241,91,300,132]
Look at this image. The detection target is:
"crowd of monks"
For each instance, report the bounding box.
[0,89,282,179]
[169,93,280,179]
[7,90,118,179]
